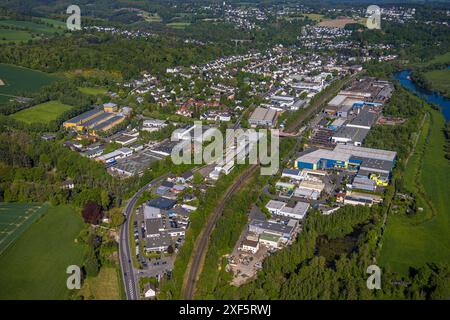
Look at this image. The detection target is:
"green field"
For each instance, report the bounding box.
[0,19,64,44]
[414,52,450,68]
[79,87,107,95]
[0,203,49,255]
[424,69,450,97]
[11,101,73,124]
[380,109,450,275]
[304,13,324,22]
[0,28,34,43]
[166,22,191,29]
[0,19,62,34]
[0,63,58,101]
[0,205,86,299]
[39,18,66,28]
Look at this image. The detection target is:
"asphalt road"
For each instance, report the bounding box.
[119,174,170,300]
[118,114,242,300]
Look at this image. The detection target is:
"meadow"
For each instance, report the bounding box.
[0,18,65,44]
[380,109,450,275]
[78,267,121,300]
[0,20,60,33]
[167,22,191,29]
[11,100,73,124]
[0,205,86,299]
[304,13,325,22]
[0,63,58,100]
[0,203,49,255]
[0,28,33,43]
[414,52,450,68]
[79,87,107,95]
[424,69,450,97]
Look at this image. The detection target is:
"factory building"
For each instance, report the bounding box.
[248,107,278,127]
[295,145,396,183]
[331,126,370,146]
[63,108,104,129]
[63,104,125,135]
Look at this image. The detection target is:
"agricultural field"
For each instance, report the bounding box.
[318,17,357,28]
[0,28,33,43]
[78,267,122,300]
[0,205,86,300]
[79,87,107,96]
[0,203,49,255]
[414,52,450,69]
[0,19,64,34]
[423,69,450,97]
[11,100,73,124]
[39,18,66,29]
[380,109,450,275]
[0,63,58,101]
[0,19,65,44]
[304,13,325,22]
[166,22,191,29]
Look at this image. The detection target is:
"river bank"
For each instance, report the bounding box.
[395,69,450,121]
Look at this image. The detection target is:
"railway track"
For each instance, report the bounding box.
[182,164,259,299]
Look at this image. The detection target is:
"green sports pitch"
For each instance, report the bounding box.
[0,203,49,256]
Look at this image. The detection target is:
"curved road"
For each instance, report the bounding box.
[119,174,170,300]
[119,114,243,300]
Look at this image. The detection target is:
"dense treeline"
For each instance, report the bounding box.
[0,130,121,206]
[364,86,425,161]
[209,204,449,300]
[0,126,196,206]
[352,21,450,64]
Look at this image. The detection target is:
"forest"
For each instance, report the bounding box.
[0,32,236,79]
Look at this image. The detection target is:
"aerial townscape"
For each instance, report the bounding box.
[0,0,449,307]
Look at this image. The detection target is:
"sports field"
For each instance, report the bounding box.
[11,101,73,124]
[0,203,49,255]
[0,63,58,100]
[380,109,450,275]
[0,205,86,299]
